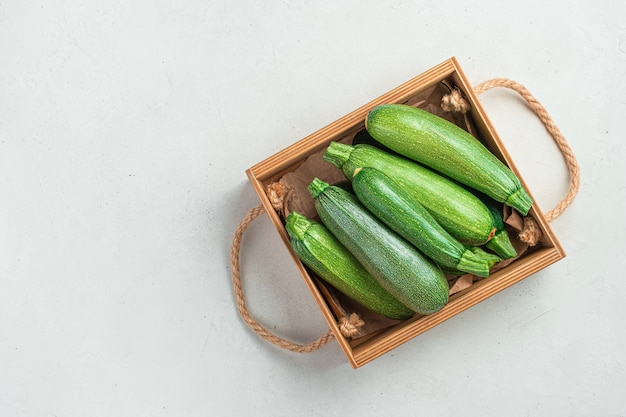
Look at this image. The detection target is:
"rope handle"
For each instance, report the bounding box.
[446,78,580,221]
[230,78,581,353]
[230,205,336,352]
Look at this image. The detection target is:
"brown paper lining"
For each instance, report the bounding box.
[269,81,539,341]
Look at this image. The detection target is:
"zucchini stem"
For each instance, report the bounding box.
[323,141,354,171]
[308,177,330,200]
[484,230,518,259]
[285,212,311,241]
[505,187,533,216]
[456,251,490,277]
[468,246,502,269]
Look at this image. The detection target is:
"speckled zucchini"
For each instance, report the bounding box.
[323,142,495,246]
[308,178,449,315]
[351,167,490,277]
[285,211,414,320]
[364,104,533,215]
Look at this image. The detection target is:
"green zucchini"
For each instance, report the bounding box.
[285,211,414,320]
[351,167,490,277]
[323,142,495,246]
[308,178,449,315]
[364,104,533,215]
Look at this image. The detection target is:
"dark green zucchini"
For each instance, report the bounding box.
[351,167,490,277]
[323,142,496,246]
[308,178,449,315]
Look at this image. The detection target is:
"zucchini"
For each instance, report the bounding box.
[308,178,449,315]
[351,167,490,277]
[323,142,495,246]
[364,104,533,215]
[285,211,414,320]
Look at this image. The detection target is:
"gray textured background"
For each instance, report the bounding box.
[1,1,624,416]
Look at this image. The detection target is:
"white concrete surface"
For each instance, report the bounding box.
[1,1,625,416]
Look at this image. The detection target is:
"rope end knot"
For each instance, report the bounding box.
[441,88,471,114]
[266,181,290,213]
[338,313,365,339]
[518,216,542,246]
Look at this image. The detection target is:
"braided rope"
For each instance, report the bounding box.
[473,78,580,222]
[230,204,335,353]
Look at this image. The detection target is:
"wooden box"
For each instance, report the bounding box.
[246,57,565,368]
